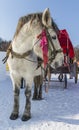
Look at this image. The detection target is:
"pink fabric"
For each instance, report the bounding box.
[40,30,48,68]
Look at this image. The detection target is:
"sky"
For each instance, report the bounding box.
[0,0,79,46]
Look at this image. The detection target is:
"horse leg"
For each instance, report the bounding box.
[32,84,38,100]
[38,84,42,100]
[10,85,20,120]
[21,82,32,121]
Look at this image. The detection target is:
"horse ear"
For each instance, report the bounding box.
[42,8,52,27]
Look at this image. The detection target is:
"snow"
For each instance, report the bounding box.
[0,52,79,130]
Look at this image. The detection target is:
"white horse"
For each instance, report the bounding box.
[7,8,64,121]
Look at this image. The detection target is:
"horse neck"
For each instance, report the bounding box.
[12,31,33,54]
[12,22,42,54]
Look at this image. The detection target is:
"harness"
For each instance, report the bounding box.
[2,27,62,64]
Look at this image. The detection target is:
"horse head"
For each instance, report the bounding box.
[11,8,64,69]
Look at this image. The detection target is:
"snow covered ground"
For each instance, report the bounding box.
[0,52,79,130]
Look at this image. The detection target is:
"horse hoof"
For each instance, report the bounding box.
[21,115,31,121]
[10,113,18,120]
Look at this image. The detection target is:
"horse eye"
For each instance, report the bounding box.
[52,35,56,40]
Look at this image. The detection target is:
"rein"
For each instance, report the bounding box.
[11,50,31,59]
[2,37,41,64]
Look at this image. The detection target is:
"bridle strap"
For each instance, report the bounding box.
[45,28,63,63]
[46,28,57,55]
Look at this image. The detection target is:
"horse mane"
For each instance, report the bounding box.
[52,18,60,35]
[13,13,42,38]
[13,12,59,38]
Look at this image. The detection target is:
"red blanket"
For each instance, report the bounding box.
[58,29,75,59]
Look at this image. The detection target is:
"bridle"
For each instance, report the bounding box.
[45,27,63,64]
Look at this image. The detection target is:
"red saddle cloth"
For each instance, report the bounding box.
[58,29,75,59]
